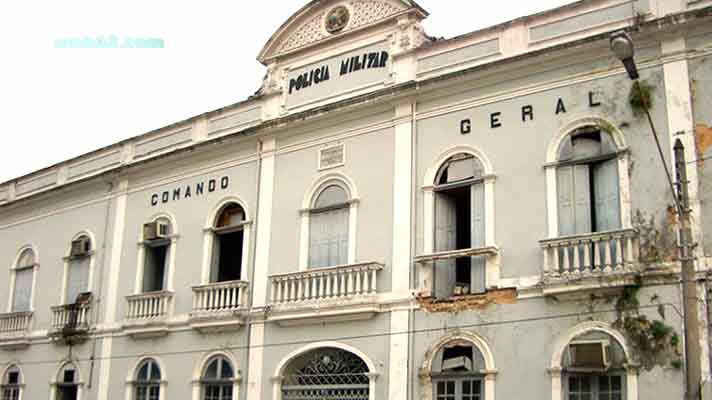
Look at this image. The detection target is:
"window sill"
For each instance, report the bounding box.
[414,246,499,264]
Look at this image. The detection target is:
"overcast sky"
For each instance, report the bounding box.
[0,0,574,183]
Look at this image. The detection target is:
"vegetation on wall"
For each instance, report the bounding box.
[613,280,682,370]
[629,81,655,118]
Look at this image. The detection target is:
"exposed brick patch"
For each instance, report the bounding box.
[696,123,712,166]
[417,288,517,313]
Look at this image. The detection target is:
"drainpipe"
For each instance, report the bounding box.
[408,101,418,400]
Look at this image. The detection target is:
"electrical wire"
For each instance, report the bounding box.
[2,302,680,367]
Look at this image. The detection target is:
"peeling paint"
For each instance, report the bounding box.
[633,209,678,264]
[418,288,517,313]
[696,123,712,165]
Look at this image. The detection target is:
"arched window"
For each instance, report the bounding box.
[201,356,235,400]
[135,359,162,400]
[282,347,370,400]
[11,248,37,312]
[140,218,173,293]
[308,184,350,268]
[556,126,621,236]
[65,235,92,304]
[561,331,628,400]
[1,366,21,400]
[210,203,246,283]
[55,363,79,400]
[433,154,486,298]
[431,342,487,400]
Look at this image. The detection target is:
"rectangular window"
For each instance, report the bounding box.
[12,267,33,312]
[57,385,78,400]
[566,374,625,400]
[136,386,160,400]
[143,243,168,293]
[434,182,485,299]
[434,378,483,400]
[212,230,244,283]
[66,257,90,303]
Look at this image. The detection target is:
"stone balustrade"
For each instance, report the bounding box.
[125,291,173,321]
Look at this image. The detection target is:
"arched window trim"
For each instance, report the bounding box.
[298,174,360,271]
[1,364,24,400]
[134,213,178,294]
[272,342,377,400]
[49,361,84,400]
[191,351,241,400]
[548,321,639,400]
[544,116,632,239]
[6,246,39,313]
[421,146,499,296]
[60,231,97,305]
[126,357,167,400]
[420,331,497,400]
[200,198,253,285]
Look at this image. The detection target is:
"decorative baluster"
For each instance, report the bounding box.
[625,235,634,268]
[572,240,581,276]
[583,240,592,275]
[552,246,560,278]
[593,239,602,273]
[562,244,570,276]
[604,238,613,273]
[371,268,378,294]
[543,246,550,279]
[615,236,624,271]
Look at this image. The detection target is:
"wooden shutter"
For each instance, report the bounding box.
[471,183,486,293]
[309,207,349,268]
[434,193,457,298]
[66,258,90,303]
[13,268,33,311]
[593,159,621,231]
[335,207,349,266]
[557,165,592,235]
[210,237,221,283]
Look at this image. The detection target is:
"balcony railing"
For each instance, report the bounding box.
[540,228,639,282]
[50,304,91,333]
[192,280,249,315]
[0,312,32,335]
[269,262,384,305]
[125,291,173,321]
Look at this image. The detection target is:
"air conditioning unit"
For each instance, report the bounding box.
[441,355,473,372]
[568,340,610,372]
[143,221,169,241]
[70,237,91,257]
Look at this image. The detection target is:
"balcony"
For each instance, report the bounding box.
[540,228,640,297]
[0,311,33,350]
[123,291,174,338]
[268,262,384,326]
[189,280,249,333]
[49,303,92,342]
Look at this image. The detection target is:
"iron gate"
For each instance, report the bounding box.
[282,348,370,400]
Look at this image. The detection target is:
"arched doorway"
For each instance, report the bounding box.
[281,347,370,400]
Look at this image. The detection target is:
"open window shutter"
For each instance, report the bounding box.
[471,183,486,293]
[66,258,90,303]
[336,208,349,266]
[162,244,170,290]
[210,236,221,283]
[142,251,156,293]
[557,166,576,236]
[593,159,621,231]
[573,165,592,234]
[434,193,457,298]
[13,268,33,312]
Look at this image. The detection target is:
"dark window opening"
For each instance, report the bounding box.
[6,373,18,385]
[451,187,472,290]
[143,244,168,293]
[216,230,244,282]
[57,386,78,400]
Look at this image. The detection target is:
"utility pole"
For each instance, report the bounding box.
[675,139,703,400]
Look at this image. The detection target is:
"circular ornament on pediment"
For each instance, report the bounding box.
[325,6,350,34]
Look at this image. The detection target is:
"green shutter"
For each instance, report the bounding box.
[593,159,621,231]
[471,184,486,293]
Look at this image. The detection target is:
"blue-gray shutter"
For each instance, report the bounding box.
[309,208,349,268]
[471,183,486,294]
[593,159,621,231]
[66,258,90,303]
[13,268,33,312]
[557,165,592,235]
[434,193,457,298]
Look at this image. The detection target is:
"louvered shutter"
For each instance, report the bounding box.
[12,268,33,312]
[557,165,592,235]
[66,258,90,303]
[593,159,621,231]
[309,207,349,268]
[471,183,486,294]
[434,193,457,298]
[573,165,592,234]
[335,207,349,266]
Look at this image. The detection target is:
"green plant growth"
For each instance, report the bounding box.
[629,81,654,118]
[613,282,681,371]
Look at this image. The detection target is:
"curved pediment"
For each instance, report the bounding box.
[258,0,426,64]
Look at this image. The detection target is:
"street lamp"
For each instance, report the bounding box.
[609,30,701,400]
[610,31,639,80]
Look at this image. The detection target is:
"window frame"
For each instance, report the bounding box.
[134,215,178,295]
[50,362,83,400]
[201,201,252,285]
[299,175,360,271]
[545,118,632,240]
[199,356,237,400]
[61,232,96,306]
[1,366,22,400]
[7,247,39,313]
[129,358,165,400]
[563,371,627,400]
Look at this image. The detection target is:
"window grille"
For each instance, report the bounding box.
[282,348,370,400]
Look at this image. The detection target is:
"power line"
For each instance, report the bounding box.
[3,302,678,367]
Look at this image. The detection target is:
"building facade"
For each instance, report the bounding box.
[2,0,712,399]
